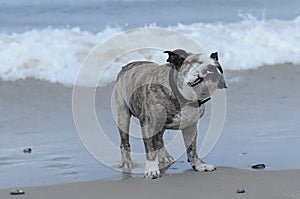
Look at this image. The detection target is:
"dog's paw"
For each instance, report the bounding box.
[159,155,174,164]
[120,148,134,169]
[192,161,216,172]
[144,160,161,179]
[158,149,174,164]
[121,159,134,169]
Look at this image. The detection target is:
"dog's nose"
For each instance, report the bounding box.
[218,75,228,89]
[218,82,228,89]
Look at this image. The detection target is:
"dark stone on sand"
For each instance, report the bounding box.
[236,188,245,194]
[23,148,32,153]
[10,190,25,195]
[251,163,266,169]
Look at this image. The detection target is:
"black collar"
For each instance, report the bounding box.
[169,66,211,108]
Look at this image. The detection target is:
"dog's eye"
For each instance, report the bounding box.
[192,61,203,65]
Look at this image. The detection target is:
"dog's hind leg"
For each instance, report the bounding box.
[156,131,174,164]
[182,123,216,172]
[117,103,134,170]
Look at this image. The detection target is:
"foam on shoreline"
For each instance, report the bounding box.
[1,16,300,86]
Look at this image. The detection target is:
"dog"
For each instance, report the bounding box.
[114,49,227,179]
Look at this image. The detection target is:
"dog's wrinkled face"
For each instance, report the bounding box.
[181,53,227,96]
[165,49,227,99]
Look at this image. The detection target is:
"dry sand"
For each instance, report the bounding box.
[1,64,300,198]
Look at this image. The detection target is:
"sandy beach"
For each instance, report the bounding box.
[1,64,300,198]
[2,168,300,199]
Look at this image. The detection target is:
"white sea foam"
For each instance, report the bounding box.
[0,15,300,87]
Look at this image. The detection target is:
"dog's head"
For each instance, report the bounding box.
[164,49,224,75]
[176,51,227,99]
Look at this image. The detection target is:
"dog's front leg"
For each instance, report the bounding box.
[182,124,216,172]
[142,135,160,179]
[141,103,168,179]
[141,123,164,179]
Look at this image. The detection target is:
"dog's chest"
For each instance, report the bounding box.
[165,105,205,129]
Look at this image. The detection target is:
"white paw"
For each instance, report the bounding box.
[192,162,216,172]
[144,160,161,179]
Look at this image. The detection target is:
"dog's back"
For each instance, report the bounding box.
[117,61,157,81]
[115,61,171,104]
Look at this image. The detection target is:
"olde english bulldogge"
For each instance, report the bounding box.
[114,49,227,179]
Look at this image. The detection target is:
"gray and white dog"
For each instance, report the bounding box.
[114,49,227,179]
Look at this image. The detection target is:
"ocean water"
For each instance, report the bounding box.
[0,0,300,86]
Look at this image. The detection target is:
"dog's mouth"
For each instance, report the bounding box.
[187,74,205,87]
[187,72,210,87]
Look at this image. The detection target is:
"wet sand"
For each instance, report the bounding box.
[1,168,300,199]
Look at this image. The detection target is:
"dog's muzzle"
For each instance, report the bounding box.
[187,71,227,89]
[187,74,204,87]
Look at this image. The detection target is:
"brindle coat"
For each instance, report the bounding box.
[114,49,226,179]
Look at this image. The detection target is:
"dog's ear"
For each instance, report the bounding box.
[164,49,188,70]
[210,52,218,61]
[210,52,224,74]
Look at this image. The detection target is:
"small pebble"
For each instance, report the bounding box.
[23,148,32,154]
[236,188,245,194]
[251,163,265,169]
[10,190,25,195]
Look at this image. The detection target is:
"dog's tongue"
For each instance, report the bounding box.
[187,72,211,87]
